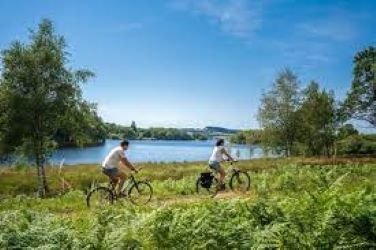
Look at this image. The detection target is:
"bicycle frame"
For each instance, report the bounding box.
[215,161,239,174]
[210,161,241,185]
[109,174,137,197]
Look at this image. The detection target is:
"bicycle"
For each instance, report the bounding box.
[86,169,153,208]
[196,161,251,195]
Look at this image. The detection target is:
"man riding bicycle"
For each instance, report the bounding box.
[102,140,138,194]
[208,139,235,191]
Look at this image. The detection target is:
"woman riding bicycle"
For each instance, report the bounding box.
[208,139,235,191]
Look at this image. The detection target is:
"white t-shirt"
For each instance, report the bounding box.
[102,146,126,169]
[209,146,224,162]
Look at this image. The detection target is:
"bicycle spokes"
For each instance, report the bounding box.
[236,174,243,184]
[230,172,250,192]
[87,187,113,208]
[128,181,153,205]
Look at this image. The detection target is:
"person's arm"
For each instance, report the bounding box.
[120,157,138,173]
[221,148,234,162]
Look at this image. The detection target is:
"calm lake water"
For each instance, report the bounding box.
[50,140,263,165]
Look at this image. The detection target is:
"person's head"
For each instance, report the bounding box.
[120,140,129,150]
[216,138,225,147]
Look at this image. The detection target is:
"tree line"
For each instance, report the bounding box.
[233,47,375,156]
[106,122,208,141]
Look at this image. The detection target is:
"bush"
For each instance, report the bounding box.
[338,135,376,155]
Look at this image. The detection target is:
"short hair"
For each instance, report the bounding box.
[216,139,225,147]
[120,140,129,147]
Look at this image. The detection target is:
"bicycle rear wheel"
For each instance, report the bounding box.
[128,181,153,205]
[229,171,250,192]
[86,186,114,208]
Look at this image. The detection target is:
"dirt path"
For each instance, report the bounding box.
[151,191,257,207]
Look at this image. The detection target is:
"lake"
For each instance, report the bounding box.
[51,139,263,165]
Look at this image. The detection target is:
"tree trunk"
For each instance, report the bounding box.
[40,154,49,194]
[35,153,45,197]
[286,140,291,157]
[35,149,49,197]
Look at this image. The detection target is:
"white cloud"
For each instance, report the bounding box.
[169,0,262,38]
[297,12,358,42]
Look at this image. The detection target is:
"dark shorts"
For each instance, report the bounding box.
[102,168,119,179]
[208,161,221,172]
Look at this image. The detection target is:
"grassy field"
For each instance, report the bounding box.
[0,157,375,249]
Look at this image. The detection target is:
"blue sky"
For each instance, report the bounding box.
[0,0,375,129]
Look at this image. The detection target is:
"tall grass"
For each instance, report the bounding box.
[1,157,375,196]
[0,159,375,248]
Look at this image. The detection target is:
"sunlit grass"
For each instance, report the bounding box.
[1,157,375,196]
[0,158,375,248]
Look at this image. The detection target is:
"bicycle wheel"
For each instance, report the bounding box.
[229,171,250,192]
[196,176,218,195]
[86,186,114,208]
[128,181,153,205]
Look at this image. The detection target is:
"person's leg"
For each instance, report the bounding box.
[218,167,225,184]
[209,161,226,190]
[103,168,123,192]
[115,171,127,194]
[217,166,226,191]
[103,168,115,184]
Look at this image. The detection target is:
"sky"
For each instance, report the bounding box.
[0,0,375,129]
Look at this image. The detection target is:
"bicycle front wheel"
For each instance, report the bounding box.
[86,186,114,208]
[128,181,153,205]
[229,171,251,192]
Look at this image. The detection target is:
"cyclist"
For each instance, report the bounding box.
[102,140,138,194]
[208,138,235,190]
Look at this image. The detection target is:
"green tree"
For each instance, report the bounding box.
[343,46,376,127]
[123,127,137,140]
[131,120,137,132]
[0,19,94,196]
[54,102,106,147]
[257,69,300,156]
[297,82,337,156]
[230,130,262,145]
[230,132,247,144]
[337,134,376,155]
[337,124,358,140]
[192,133,208,141]
[139,129,152,139]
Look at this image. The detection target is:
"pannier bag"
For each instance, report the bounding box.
[200,172,214,188]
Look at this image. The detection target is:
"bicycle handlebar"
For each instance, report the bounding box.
[134,167,142,173]
[226,160,238,165]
